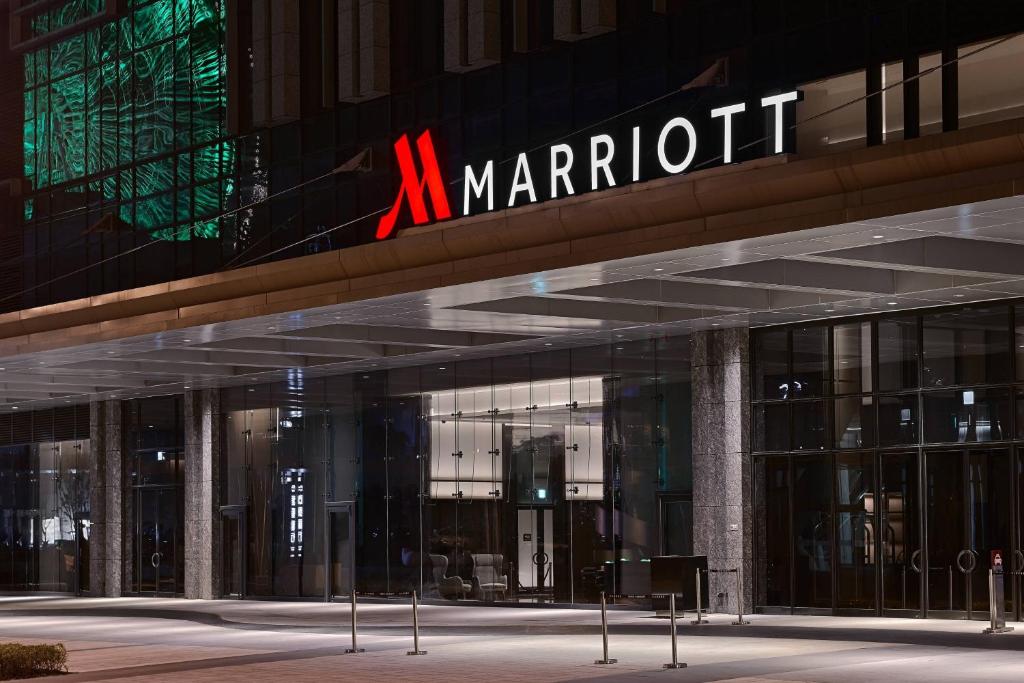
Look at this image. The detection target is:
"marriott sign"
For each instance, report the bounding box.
[377,90,801,240]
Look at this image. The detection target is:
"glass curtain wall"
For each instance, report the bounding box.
[752,302,1024,619]
[0,406,91,593]
[220,338,693,603]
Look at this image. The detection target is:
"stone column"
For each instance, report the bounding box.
[691,328,751,614]
[89,400,124,597]
[184,390,221,600]
[88,402,107,597]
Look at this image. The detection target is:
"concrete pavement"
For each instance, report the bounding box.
[0,597,1020,681]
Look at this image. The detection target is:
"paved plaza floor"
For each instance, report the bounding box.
[0,596,1021,681]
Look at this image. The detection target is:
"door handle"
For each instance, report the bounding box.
[955,549,977,574]
[151,552,161,568]
[910,549,922,574]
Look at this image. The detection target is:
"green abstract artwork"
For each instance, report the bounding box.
[23,0,234,240]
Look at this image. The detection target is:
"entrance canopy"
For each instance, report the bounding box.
[1,191,1024,412]
[0,119,1022,411]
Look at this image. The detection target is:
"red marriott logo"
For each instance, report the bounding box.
[375,130,452,240]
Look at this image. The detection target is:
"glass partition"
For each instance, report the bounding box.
[219,336,692,604]
[0,407,91,593]
[752,301,1024,618]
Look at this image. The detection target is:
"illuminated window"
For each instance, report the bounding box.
[281,468,306,559]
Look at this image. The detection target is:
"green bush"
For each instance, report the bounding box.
[0,643,67,680]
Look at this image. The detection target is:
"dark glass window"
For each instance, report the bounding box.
[923,387,1011,444]
[833,322,872,395]
[922,307,1011,388]
[754,456,791,607]
[755,403,789,452]
[754,328,788,400]
[792,327,827,398]
[792,401,826,451]
[878,395,919,446]
[878,316,918,392]
[835,396,874,449]
[792,455,832,608]
[835,452,874,609]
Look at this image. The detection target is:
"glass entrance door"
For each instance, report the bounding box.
[136,487,180,595]
[879,451,921,615]
[220,506,246,598]
[325,502,355,599]
[925,448,1014,618]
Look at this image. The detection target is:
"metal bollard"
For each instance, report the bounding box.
[594,591,617,665]
[692,570,707,625]
[983,568,1015,635]
[407,590,428,655]
[345,590,365,653]
[732,567,750,626]
[663,593,687,669]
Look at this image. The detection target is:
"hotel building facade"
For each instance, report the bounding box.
[0,0,1023,620]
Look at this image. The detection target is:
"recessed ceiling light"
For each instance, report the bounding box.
[654,268,664,272]
[953,294,965,298]
[872,235,884,239]
[11,406,17,410]
[544,343,552,346]
[711,323,720,327]
[824,308,835,313]
[183,339,191,343]
[887,302,898,306]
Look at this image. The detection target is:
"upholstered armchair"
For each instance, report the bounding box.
[471,553,508,599]
[429,553,471,599]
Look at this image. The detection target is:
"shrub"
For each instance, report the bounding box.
[0,643,68,680]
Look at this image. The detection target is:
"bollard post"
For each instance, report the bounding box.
[407,591,427,655]
[732,567,750,626]
[983,568,1015,634]
[663,593,687,669]
[692,570,707,625]
[594,591,617,664]
[345,590,365,653]
[948,566,953,611]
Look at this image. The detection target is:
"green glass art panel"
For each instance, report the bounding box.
[176,188,192,223]
[23,89,35,180]
[193,180,221,219]
[134,0,172,50]
[24,0,233,240]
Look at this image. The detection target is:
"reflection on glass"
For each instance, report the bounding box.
[792,402,826,451]
[755,328,788,399]
[878,395,918,446]
[793,455,832,607]
[755,456,790,607]
[834,322,872,395]
[880,452,919,611]
[216,340,692,605]
[792,327,827,398]
[835,453,874,609]
[878,317,918,392]
[922,307,1010,387]
[835,396,874,448]
[754,403,789,452]
[923,388,1010,443]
